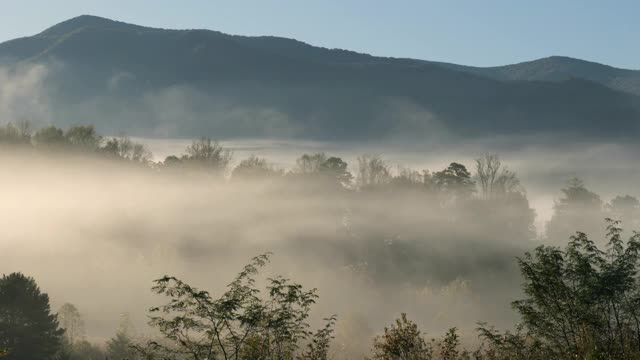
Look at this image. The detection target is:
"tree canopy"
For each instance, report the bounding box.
[0,273,64,359]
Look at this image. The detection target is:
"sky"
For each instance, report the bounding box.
[1,0,639,69]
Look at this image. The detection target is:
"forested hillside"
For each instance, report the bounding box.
[1,15,639,139]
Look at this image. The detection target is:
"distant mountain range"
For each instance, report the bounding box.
[1,15,639,140]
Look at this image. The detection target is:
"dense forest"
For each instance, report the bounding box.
[3,15,640,140]
[3,122,640,359]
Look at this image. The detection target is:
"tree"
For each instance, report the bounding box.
[319,157,353,187]
[293,153,328,174]
[433,163,475,201]
[291,153,352,188]
[136,253,336,359]
[183,138,233,173]
[475,154,521,200]
[0,122,31,145]
[57,338,106,360]
[101,136,152,163]
[57,303,85,344]
[370,313,432,360]
[546,178,604,243]
[357,154,391,189]
[32,126,67,148]
[609,195,640,229]
[64,125,102,151]
[390,168,433,192]
[106,312,138,359]
[507,219,640,358]
[107,331,137,360]
[0,273,64,359]
[232,155,282,179]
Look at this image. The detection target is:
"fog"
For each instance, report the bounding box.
[137,136,640,231]
[2,138,640,356]
[0,151,517,352]
[4,63,640,357]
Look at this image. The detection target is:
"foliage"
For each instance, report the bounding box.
[0,273,64,359]
[370,313,432,360]
[299,315,337,360]
[433,163,475,202]
[56,338,106,360]
[475,323,548,360]
[546,178,604,242]
[64,125,102,151]
[291,153,353,188]
[294,153,328,174]
[319,157,353,187]
[232,155,283,179]
[0,122,31,145]
[182,138,233,173]
[107,331,138,360]
[102,136,152,163]
[477,219,640,359]
[136,253,335,360]
[33,126,67,147]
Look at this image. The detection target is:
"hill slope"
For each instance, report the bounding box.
[0,15,639,140]
[436,56,640,96]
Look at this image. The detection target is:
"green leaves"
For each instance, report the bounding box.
[0,273,65,359]
[137,253,335,360]
[509,220,640,358]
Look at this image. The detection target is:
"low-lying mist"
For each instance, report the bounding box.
[4,63,640,357]
[138,136,640,230]
[0,150,531,353]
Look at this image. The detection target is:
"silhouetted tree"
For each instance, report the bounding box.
[475,154,521,200]
[64,125,102,151]
[390,167,432,192]
[0,273,64,359]
[294,153,328,174]
[232,155,283,179]
[101,136,152,163]
[433,163,475,201]
[183,138,232,173]
[319,157,353,187]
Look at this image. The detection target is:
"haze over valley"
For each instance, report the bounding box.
[2,8,640,360]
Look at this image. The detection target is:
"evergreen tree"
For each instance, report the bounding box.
[0,273,64,359]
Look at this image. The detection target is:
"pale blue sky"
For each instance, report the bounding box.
[1,0,638,69]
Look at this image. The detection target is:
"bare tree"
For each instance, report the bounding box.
[184,137,233,173]
[475,154,521,200]
[57,303,85,344]
[356,154,391,189]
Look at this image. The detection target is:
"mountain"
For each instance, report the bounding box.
[434,57,640,96]
[0,15,639,140]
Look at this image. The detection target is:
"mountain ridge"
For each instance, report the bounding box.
[0,15,639,140]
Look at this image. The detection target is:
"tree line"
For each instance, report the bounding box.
[3,122,638,246]
[4,219,640,359]
[4,123,640,358]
